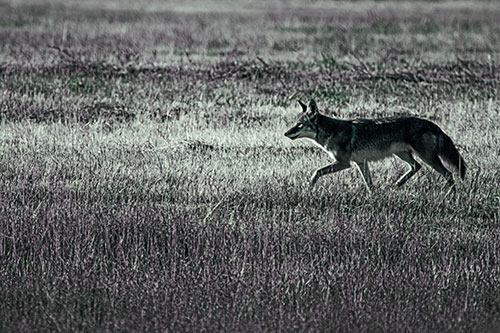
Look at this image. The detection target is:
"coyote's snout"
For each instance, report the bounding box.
[285,99,466,191]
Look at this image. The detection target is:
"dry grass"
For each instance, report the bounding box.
[1,1,500,331]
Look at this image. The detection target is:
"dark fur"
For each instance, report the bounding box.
[285,99,466,189]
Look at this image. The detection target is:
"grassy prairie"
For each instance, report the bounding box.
[1,0,500,331]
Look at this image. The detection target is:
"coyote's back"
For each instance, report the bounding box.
[284,99,466,190]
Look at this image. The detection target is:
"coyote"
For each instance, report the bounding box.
[284,99,466,191]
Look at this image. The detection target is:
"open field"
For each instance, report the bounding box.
[1,0,500,331]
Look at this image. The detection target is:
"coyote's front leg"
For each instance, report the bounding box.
[310,161,350,187]
[354,160,373,192]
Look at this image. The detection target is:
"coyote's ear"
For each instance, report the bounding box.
[298,100,307,113]
[309,99,319,115]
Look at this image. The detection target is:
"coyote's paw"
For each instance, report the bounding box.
[310,173,319,188]
[395,180,405,187]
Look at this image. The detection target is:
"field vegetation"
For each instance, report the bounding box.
[1,0,500,331]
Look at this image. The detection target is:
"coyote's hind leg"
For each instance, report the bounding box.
[395,152,422,186]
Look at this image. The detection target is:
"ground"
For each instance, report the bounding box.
[1,0,500,331]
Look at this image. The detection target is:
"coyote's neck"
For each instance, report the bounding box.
[314,114,346,146]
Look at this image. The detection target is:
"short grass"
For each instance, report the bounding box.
[1,1,500,331]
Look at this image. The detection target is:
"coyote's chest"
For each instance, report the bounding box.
[307,139,337,160]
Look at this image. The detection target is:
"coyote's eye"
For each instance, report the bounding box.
[297,123,304,129]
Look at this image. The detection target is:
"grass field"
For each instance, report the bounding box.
[1,0,500,331]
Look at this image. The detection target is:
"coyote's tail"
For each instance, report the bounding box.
[438,133,466,180]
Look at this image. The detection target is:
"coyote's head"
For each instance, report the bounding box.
[284,99,319,140]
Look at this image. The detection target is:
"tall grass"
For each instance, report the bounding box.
[1,0,500,331]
